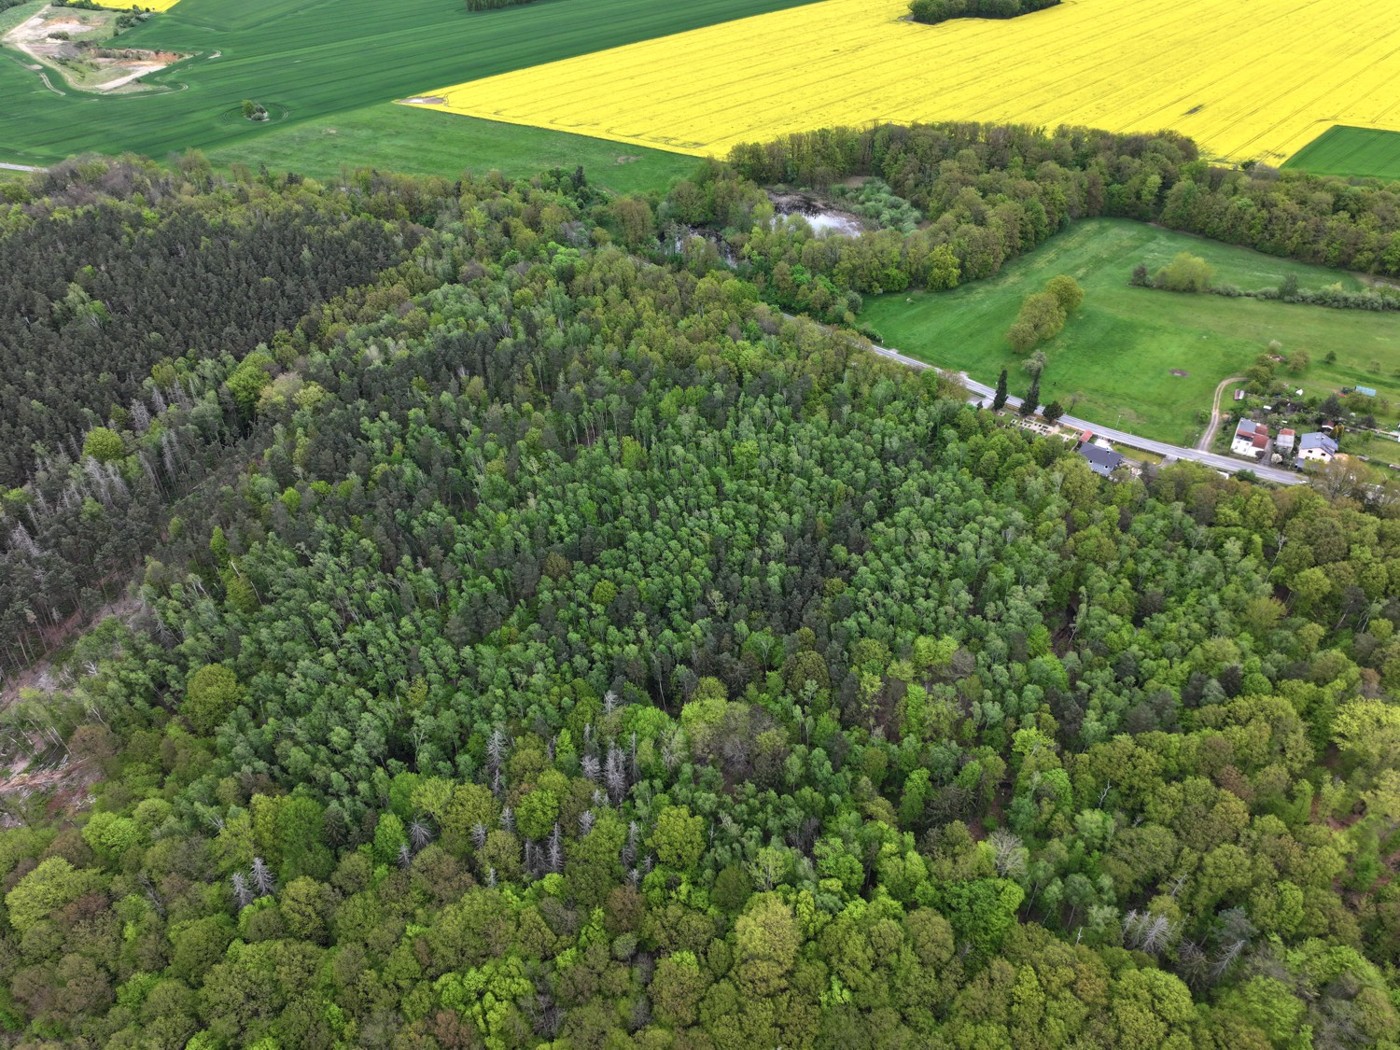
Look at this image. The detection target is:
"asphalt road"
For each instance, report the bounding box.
[867,342,1307,486]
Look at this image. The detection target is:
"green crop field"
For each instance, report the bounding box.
[1285,126,1400,182]
[0,0,812,187]
[860,219,1400,445]
[201,103,695,194]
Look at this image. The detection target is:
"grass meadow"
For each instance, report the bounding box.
[860,220,1400,445]
[1285,126,1400,182]
[0,0,810,183]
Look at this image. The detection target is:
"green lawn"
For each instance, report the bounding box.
[0,0,812,187]
[1285,126,1400,182]
[860,219,1400,445]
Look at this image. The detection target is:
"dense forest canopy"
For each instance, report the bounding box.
[0,156,423,489]
[0,147,1396,1048]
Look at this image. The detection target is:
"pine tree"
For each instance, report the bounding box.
[992,367,1009,411]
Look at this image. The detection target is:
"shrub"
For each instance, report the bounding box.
[1154,252,1213,293]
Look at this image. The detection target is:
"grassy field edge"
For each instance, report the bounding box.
[1284,125,1400,182]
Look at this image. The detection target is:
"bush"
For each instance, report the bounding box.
[1154,252,1213,293]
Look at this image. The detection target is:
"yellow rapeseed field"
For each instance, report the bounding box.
[88,0,183,11]
[404,0,1400,165]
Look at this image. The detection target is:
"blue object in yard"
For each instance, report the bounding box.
[1356,386,1377,397]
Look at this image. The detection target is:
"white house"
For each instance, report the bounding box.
[1298,432,1338,462]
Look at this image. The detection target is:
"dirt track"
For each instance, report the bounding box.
[1197,375,1247,451]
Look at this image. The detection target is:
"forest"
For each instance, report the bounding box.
[0,149,1396,1048]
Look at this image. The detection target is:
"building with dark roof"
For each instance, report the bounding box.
[1078,443,1125,478]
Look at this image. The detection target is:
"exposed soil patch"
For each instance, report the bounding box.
[1170,368,1190,376]
[3,4,185,93]
[401,95,446,105]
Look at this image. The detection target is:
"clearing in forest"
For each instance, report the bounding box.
[859,219,1398,446]
[407,0,1400,166]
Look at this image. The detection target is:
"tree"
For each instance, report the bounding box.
[82,426,123,463]
[1041,400,1064,422]
[1334,700,1400,782]
[992,367,1009,411]
[224,350,274,414]
[1046,274,1084,313]
[515,788,559,840]
[1019,373,1041,416]
[5,858,99,935]
[651,950,709,1027]
[184,664,243,734]
[650,805,704,871]
[734,895,800,997]
[1008,291,1066,352]
[1007,320,1039,354]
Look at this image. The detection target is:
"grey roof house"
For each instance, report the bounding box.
[1078,444,1125,478]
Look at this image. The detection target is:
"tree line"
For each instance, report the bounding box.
[707,122,1400,323]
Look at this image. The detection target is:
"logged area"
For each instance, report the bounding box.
[0,0,818,169]
[414,0,1400,165]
